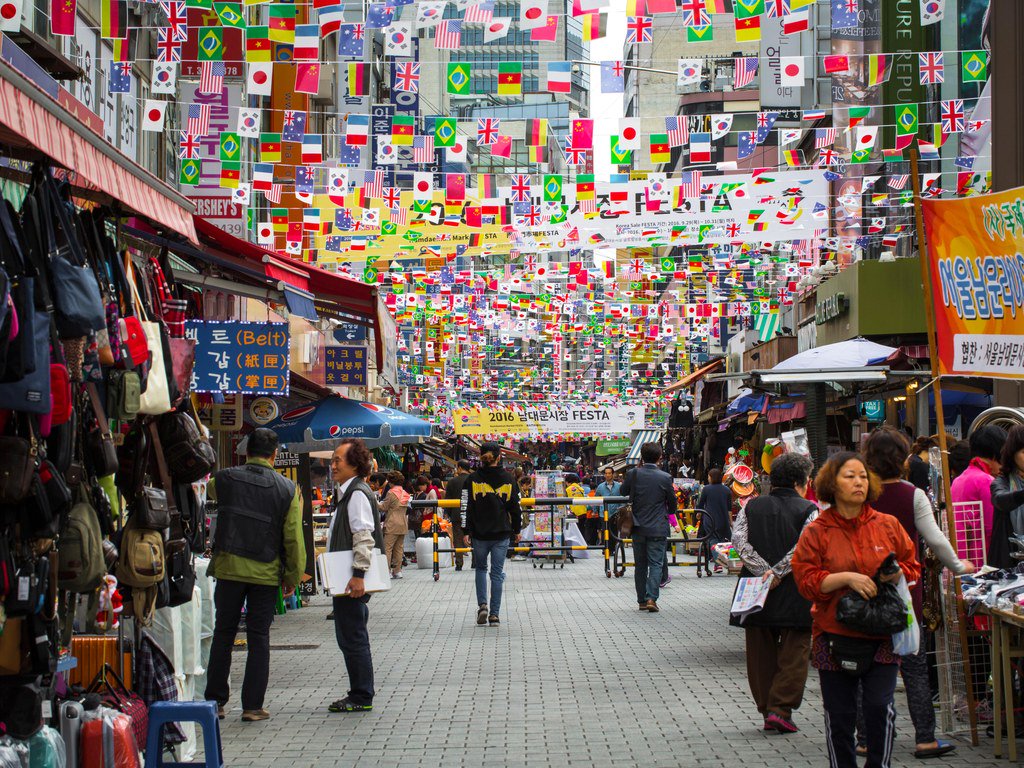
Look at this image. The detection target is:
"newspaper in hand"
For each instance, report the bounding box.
[730,572,774,623]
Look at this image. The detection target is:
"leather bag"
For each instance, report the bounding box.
[85,382,119,477]
[87,664,149,747]
[133,486,171,531]
[149,423,196,608]
[0,432,37,504]
[156,399,216,483]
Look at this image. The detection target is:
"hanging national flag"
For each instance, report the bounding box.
[447,62,471,95]
[245,26,271,62]
[196,27,224,61]
[346,114,369,146]
[301,135,323,164]
[392,114,415,144]
[961,50,987,82]
[918,51,943,85]
[498,61,522,94]
[734,0,765,17]
[941,99,964,134]
[247,61,273,96]
[477,117,500,145]
[219,163,241,188]
[581,10,605,41]
[365,2,395,27]
[156,28,182,62]
[734,13,760,41]
[814,127,837,148]
[186,103,211,136]
[542,174,562,203]
[199,61,225,94]
[609,135,631,165]
[483,17,511,41]
[681,0,709,26]
[491,135,512,158]
[779,56,804,87]
[179,159,201,186]
[734,57,758,88]
[318,3,344,34]
[530,14,558,41]
[649,133,670,164]
[546,61,571,93]
[600,60,624,93]
[337,23,365,57]
[237,107,260,137]
[142,100,167,132]
[213,1,244,27]
[572,118,594,149]
[665,116,689,148]
[625,15,651,43]
[519,0,548,28]
[219,131,240,161]
[295,64,320,94]
[617,118,641,151]
[895,103,918,138]
[413,172,434,200]
[477,173,497,199]
[464,1,494,23]
[252,163,273,191]
[268,3,296,42]
[689,132,711,163]
[347,62,369,96]
[178,132,200,159]
[687,23,712,42]
[260,133,282,162]
[867,54,888,86]
[281,109,306,142]
[393,61,420,93]
[782,149,802,167]
[434,117,457,148]
[413,135,435,162]
[782,10,809,33]
[384,21,413,56]
[435,19,462,49]
[446,173,467,202]
[51,0,76,35]
[293,24,319,60]
[100,0,126,38]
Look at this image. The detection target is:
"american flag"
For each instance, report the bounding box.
[413,135,434,163]
[393,61,420,93]
[434,20,462,49]
[199,61,225,94]
[363,169,384,199]
[463,1,493,23]
[391,207,407,226]
[679,171,702,200]
[665,115,689,148]
[888,174,910,190]
[265,183,283,204]
[734,57,758,89]
[814,127,837,148]
[186,103,211,136]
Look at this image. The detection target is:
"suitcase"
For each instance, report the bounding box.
[60,700,83,768]
[81,714,140,768]
[68,636,131,690]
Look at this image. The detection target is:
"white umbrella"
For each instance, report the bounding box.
[770,338,898,371]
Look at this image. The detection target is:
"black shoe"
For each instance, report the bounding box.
[488,614,500,626]
[455,564,463,571]
[477,604,488,625]
[328,697,372,713]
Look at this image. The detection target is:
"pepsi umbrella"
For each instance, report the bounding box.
[770,338,898,371]
[242,396,433,454]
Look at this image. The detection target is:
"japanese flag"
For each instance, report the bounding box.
[257,222,274,245]
[247,63,273,96]
[483,17,510,41]
[856,125,878,150]
[141,100,167,132]
[617,118,640,150]
[446,137,467,162]
[519,0,548,29]
[779,56,805,87]
[151,63,177,95]
[413,172,434,200]
[0,0,22,32]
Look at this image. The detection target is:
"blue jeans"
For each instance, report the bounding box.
[632,533,667,604]
[472,538,510,616]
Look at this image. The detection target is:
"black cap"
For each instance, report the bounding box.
[480,441,502,456]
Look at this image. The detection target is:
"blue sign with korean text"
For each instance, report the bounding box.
[325,346,367,387]
[185,321,290,395]
[333,323,367,343]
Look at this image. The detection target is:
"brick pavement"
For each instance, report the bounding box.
[214,556,1006,767]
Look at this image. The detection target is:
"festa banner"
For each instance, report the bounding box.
[453,404,645,437]
[185,320,290,394]
[922,186,1024,379]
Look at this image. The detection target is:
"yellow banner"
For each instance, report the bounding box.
[453,408,529,435]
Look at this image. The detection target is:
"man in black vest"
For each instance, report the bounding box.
[444,459,472,570]
[205,428,305,723]
[730,452,817,734]
[327,438,383,713]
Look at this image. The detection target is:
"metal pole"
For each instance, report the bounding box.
[603,507,610,578]
[432,512,439,582]
[910,147,978,745]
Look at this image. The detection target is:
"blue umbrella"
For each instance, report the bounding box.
[248,396,433,454]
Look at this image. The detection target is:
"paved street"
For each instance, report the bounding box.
[217,555,1006,767]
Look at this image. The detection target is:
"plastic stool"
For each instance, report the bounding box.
[144,701,224,768]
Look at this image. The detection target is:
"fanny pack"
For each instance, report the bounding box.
[828,633,882,677]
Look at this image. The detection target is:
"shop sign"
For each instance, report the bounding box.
[196,393,244,431]
[453,404,645,437]
[922,186,1024,379]
[596,437,632,456]
[859,400,885,421]
[249,397,280,425]
[325,346,368,387]
[815,292,848,325]
[333,323,367,343]
[185,320,290,394]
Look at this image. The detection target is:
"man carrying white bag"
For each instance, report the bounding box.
[319,438,390,714]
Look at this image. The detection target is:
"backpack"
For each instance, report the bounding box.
[58,487,106,593]
[115,514,164,588]
[156,402,215,483]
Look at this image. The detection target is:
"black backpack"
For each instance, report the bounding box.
[156,402,216,483]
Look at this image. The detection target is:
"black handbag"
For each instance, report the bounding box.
[133,486,171,531]
[156,399,216,483]
[85,382,119,477]
[835,554,908,637]
[149,423,195,608]
[0,433,38,504]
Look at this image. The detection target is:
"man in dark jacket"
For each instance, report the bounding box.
[696,467,732,573]
[621,441,677,613]
[731,452,817,734]
[465,442,521,627]
[444,459,473,570]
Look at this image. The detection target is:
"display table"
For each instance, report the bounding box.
[989,605,1024,760]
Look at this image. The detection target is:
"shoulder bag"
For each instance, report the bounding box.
[124,255,171,415]
[149,423,196,608]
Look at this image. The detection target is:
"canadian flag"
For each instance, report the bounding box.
[247,63,273,96]
[618,118,641,151]
[779,56,805,87]
[141,100,167,132]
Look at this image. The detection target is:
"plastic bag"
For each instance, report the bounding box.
[891,574,920,656]
[0,737,25,768]
[836,580,908,636]
[81,706,140,768]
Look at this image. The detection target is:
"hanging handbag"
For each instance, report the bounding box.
[45,400,76,475]
[0,432,37,504]
[149,423,196,608]
[125,256,171,415]
[85,382,119,477]
[156,399,216,483]
[87,664,149,746]
[168,336,196,404]
[106,367,141,421]
[0,199,39,383]
[133,486,171,531]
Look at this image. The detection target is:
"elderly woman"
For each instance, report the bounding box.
[731,452,818,735]
[792,452,920,768]
[863,427,973,759]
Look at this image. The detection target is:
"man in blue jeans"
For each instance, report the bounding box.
[621,441,677,613]
[465,442,522,627]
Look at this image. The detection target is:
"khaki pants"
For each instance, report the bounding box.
[384,533,405,574]
[745,626,811,719]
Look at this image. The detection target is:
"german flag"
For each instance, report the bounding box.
[101,0,127,38]
[527,118,547,147]
[347,62,369,97]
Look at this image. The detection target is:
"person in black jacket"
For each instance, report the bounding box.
[465,442,521,627]
[696,468,732,573]
[731,452,817,734]
[444,459,473,571]
[620,442,677,613]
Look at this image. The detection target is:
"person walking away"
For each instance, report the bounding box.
[990,425,1024,569]
[596,468,622,553]
[905,436,935,493]
[205,428,305,723]
[412,475,437,539]
[444,460,473,571]
[621,442,677,613]
[465,442,521,627]
[731,453,818,734]
[862,427,973,758]
[326,438,384,713]
[791,453,920,768]
[379,471,410,579]
[697,468,733,574]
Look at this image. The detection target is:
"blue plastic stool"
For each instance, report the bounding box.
[144,701,224,768]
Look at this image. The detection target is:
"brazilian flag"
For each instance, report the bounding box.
[434,117,457,148]
[895,103,918,136]
[687,24,712,43]
[180,158,202,185]
[610,135,631,165]
[447,63,471,95]
[214,1,245,27]
[197,27,223,61]
[543,174,562,203]
[219,131,240,162]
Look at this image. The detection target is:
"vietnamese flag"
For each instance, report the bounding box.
[51,0,76,35]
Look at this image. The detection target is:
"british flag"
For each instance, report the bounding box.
[186,103,211,136]
[156,28,182,63]
[178,132,199,159]
[665,115,689,148]
[680,0,708,26]
[413,135,435,163]
[159,0,188,41]
[510,174,531,203]
[382,186,401,208]
[764,0,790,17]
[476,118,499,145]
[393,61,419,93]
[734,57,758,89]
[941,99,964,133]
[918,52,944,85]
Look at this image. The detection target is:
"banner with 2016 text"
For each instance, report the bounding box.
[453,404,645,437]
[922,187,1024,379]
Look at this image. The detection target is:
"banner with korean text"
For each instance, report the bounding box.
[453,404,645,437]
[922,187,1024,379]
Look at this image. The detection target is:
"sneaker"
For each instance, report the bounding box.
[660,574,672,588]
[477,604,488,625]
[763,717,774,732]
[217,705,226,721]
[765,713,798,734]
[241,709,270,722]
[645,600,659,613]
[327,698,372,713]
[713,565,724,574]
[488,615,500,626]
[392,572,403,579]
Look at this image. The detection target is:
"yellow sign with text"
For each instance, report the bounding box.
[453,408,530,435]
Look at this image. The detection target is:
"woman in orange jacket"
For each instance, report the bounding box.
[792,452,920,768]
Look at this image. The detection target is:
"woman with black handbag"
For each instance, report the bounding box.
[791,452,920,768]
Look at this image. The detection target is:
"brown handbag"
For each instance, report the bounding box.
[84,382,119,477]
[617,503,633,538]
[0,432,37,504]
[168,337,196,405]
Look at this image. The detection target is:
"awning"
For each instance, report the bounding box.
[282,284,318,321]
[0,56,197,241]
[767,401,806,424]
[662,358,725,394]
[626,429,662,464]
[726,388,768,415]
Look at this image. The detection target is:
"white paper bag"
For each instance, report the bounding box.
[316,549,392,596]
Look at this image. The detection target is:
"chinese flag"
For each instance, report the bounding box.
[295,63,320,94]
[51,0,75,35]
